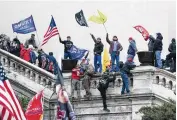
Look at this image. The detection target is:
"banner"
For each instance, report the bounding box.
[134,25,149,41]
[67,45,87,60]
[25,90,43,120]
[12,15,36,34]
[75,10,88,27]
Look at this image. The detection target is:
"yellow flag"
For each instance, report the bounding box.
[88,10,107,24]
[102,48,110,72]
[88,15,104,24]
[97,10,107,23]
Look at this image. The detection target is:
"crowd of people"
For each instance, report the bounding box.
[69,32,176,112]
[0,34,59,75]
[0,32,175,112]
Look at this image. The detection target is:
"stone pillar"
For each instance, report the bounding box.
[131,98,153,120]
[4,57,8,67]
[35,74,40,84]
[25,68,29,77]
[9,61,15,71]
[29,71,34,80]
[131,66,155,94]
[20,66,25,75]
[40,76,44,85]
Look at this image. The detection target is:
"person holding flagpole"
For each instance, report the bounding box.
[59,35,73,59]
[106,33,123,72]
[90,33,104,73]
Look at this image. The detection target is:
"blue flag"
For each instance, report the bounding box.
[12,15,36,34]
[67,45,87,60]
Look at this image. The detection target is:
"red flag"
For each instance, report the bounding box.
[25,91,43,120]
[134,25,149,41]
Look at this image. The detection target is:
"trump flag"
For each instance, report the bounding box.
[12,15,36,34]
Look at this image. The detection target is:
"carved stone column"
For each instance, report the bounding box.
[40,76,44,85]
[35,74,39,84]
[25,68,30,78]
[9,61,14,71]
[29,71,34,80]
[4,57,8,67]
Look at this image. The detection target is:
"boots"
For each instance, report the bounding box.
[103,108,110,112]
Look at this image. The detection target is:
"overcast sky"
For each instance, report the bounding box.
[0,0,176,65]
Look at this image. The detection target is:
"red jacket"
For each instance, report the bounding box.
[20,47,31,62]
[71,68,80,80]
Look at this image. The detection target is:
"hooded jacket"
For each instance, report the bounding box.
[168,39,176,53]
[148,35,155,51]
[127,40,137,56]
[153,33,163,51]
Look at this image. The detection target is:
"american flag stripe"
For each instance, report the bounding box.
[4,81,26,120]
[0,93,14,114]
[1,81,20,120]
[0,81,17,119]
[43,32,59,43]
[41,16,59,46]
[1,107,12,120]
[44,27,58,37]
[42,32,59,46]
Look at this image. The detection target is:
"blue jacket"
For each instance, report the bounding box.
[30,51,36,64]
[48,55,58,74]
[127,40,137,56]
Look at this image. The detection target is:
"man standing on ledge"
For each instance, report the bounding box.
[106,33,123,72]
[24,34,37,49]
[59,35,73,59]
[90,33,104,73]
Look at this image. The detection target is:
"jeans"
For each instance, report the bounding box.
[94,55,102,73]
[155,51,162,68]
[71,79,80,98]
[120,71,130,94]
[100,90,107,109]
[64,52,71,59]
[111,51,119,72]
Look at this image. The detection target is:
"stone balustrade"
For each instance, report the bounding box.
[0,49,56,90]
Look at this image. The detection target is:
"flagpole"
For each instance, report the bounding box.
[103,23,108,33]
[31,15,41,48]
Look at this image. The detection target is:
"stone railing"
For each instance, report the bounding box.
[154,69,176,91]
[0,49,56,90]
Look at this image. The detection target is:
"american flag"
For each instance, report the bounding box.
[42,16,59,46]
[0,63,26,120]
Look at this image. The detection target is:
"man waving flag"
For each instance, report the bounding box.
[0,63,26,120]
[42,16,59,46]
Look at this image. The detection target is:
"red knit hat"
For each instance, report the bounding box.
[129,37,133,40]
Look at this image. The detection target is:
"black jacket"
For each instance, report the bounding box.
[153,33,163,51]
[59,37,73,52]
[168,39,176,53]
[120,62,136,74]
[10,38,21,57]
[148,35,155,51]
[90,34,104,55]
